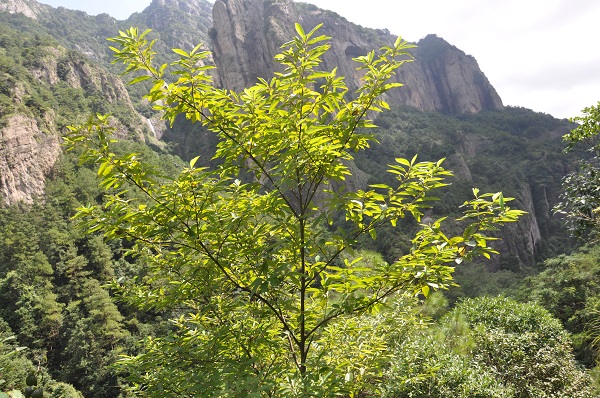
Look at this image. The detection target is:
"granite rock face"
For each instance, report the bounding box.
[0,43,142,204]
[0,0,48,19]
[0,114,60,205]
[211,0,503,114]
[132,0,213,49]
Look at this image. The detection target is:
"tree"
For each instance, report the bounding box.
[0,208,64,354]
[518,245,600,366]
[65,25,524,396]
[555,101,600,237]
[0,318,83,397]
[382,296,594,397]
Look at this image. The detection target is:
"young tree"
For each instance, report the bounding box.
[65,25,524,396]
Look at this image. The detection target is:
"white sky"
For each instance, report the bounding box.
[38,0,600,119]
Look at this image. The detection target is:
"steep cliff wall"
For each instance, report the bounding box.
[0,114,60,205]
[413,35,504,114]
[129,0,213,50]
[502,183,543,267]
[211,0,503,114]
[0,0,48,19]
[0,39,144,204]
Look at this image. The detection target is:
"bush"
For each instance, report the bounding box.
[381,297,594,397]
[452,297,593,397]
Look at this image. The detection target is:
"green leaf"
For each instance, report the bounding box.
[294,23,306,38]
[172,48,189,57]
[189,156,200,168]
[128,75,152,85]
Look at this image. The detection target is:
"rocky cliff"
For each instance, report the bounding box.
[0,0,47,19]
[0,114,60,205]
[211,0,503,114]
[0,27,144,204]
[128,0,213,50]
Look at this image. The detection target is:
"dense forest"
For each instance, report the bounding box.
[1,0,600,397]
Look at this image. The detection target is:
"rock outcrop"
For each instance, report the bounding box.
[129,0,213,50]
[32,47,134,107]
[495,183,543,269]
[0,40,144,204]
[211,0,503,114]
[0,114,60,205]
[412,35,504,114]
[0,0,48,19]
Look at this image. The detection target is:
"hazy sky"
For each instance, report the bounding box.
[37,0,600,119]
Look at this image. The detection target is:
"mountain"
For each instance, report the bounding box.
[0,0,576,266]
[1,0,504,117]
[205,0,566,268]
[128,0,212,50]
[355,106,575,271]
[211,0,503,114]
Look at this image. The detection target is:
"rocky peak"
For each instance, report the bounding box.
[149,0,213,17]
[211,0,503,114]
[132,0,213,49]
[0,0,48,19]
[414,35,503,114]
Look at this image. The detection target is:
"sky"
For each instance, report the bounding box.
[37,0,600,119]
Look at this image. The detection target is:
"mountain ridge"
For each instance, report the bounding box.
[1,0,503,116]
